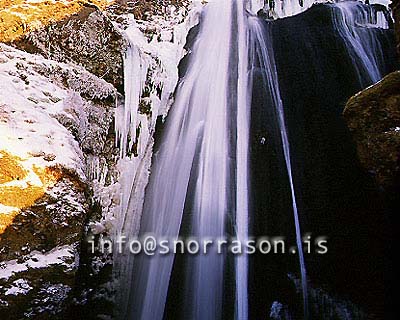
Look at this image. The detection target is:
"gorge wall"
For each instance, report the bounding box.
[0,1,193,318]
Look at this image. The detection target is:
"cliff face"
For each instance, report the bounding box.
[249,4,396,318]
[2,0,190,91]
[0,42,118,319]
[0,0,113,43]
[342,8,399,315]
[0,2,120,318]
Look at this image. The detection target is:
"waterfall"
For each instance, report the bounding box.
[248,18,309,318]
[332,1,389,85]
[115,0,395,319]
[123,1,311,318]
[126,1,250,319]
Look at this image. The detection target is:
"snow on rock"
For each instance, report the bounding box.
[0,1,201,318]
[0,244,77,317]
[13,2,126,89]
[4,279,33,296]
[0,42,117,185]
[0,43,114,179]
[0,245,76,281]
[25,283,73,317]
[0,42,117,317]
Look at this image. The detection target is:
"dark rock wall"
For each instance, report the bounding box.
[249,3,397,319]
[391,0,400,58]
[342,4,400,317]
[343,68,400,320]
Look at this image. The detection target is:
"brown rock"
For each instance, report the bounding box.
[10,3,125,91]
[344,71,400,189]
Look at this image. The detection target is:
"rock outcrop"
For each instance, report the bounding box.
[10,3,125,91]
[344,71,400,190]
[344,0,400,191]
[0,0,112,43]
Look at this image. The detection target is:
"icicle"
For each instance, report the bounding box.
[115,19,149,159]
[248,0,393,21]
[113,4,203,318]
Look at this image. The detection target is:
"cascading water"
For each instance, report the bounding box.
[113,8,203,318]
[248,18,309,318]
[235,3,251,320]
[125,1,250,319]
[122,1,310,318]
[332,1,390,85]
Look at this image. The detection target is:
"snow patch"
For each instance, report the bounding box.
[0,204,18,215]
[4,279,33,296]
[0,245,76,280]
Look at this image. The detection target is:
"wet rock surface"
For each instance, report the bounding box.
[249,3,397,318]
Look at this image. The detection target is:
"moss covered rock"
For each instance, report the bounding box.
[344,71,400,189]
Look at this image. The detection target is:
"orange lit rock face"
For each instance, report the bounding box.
[0,150,62,234]
[0,0,114,42]
[0,151,27,184]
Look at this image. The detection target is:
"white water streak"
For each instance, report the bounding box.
[333,1,389,85]
[236,1,250,319]
[250,0,392,21]
[248,18,309,318]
